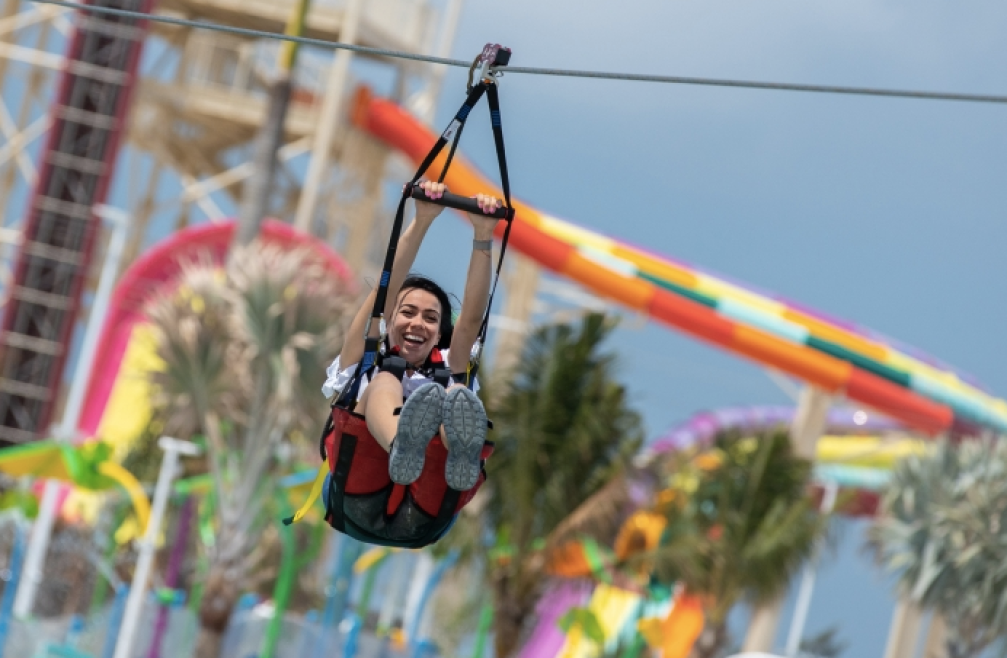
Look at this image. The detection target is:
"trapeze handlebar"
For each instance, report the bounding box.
[409,184,511,220]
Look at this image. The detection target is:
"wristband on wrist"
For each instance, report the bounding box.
[472,239,493,251]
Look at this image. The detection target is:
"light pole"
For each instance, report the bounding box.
[112,437,201,658]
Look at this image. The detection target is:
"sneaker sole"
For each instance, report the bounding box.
[442,387,487,491]
[389,383,445,485]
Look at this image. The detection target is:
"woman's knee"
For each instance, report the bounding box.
[372,371,407,390]
[357,372,403,416]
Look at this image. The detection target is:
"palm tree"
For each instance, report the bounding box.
[146,241,351,658]
[643,430,828,658]
[868,438,1007,658]
[474,312,645,658]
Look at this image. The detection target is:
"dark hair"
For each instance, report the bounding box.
[397,275,454,349]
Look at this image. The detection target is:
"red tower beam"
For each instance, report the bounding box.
[0,0,153,445]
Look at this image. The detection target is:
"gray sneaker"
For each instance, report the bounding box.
[389,383,445,485]
[442,387,488,491]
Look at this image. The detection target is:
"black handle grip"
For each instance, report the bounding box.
[409,184,511,220]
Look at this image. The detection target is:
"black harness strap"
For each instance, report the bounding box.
[327,432,358,533]
[380,345,452,388]
[380,354,408,381]
[466,81,514,386]
[435,488,461,529]
[318,412,334,461]
[436,100,468,185]
[433,368,452,388]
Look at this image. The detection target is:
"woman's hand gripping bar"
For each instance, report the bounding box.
[409,183,513,220]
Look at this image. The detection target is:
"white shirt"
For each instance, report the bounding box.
[321,348,479,400]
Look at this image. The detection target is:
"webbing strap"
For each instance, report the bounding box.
[460,82,515,388]
[435,487,461,528]
[474,82,514,362]
[437,107,467,184]
[318,409,334,460]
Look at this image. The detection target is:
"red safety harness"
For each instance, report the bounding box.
[320,347,494,548]
[285,45,514,548]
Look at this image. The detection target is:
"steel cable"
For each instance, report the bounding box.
[29,0,1007,105]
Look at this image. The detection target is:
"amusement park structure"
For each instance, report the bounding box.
[0,0,467,445]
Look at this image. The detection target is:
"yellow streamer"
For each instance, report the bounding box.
[287,461,329,525]
[97,461,151,534]
[354,546,396,573]
[278,0,311,72]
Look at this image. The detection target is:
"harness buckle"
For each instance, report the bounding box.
[380,355,409,381]
[469,340,483,364]
[433,368,452,388]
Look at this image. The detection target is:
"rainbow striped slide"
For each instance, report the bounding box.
[351,88,1006,437]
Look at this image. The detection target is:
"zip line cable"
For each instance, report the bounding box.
[29,0,1007,106]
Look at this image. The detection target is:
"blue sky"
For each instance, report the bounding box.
[403,0,1007,654]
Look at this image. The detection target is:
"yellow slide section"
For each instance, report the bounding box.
[97,324,162,458]
[816,435,928,468]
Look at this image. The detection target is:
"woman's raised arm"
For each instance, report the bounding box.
[448,193,502,374]
[339,181,447,366]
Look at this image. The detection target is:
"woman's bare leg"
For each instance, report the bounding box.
[357,371,404,452]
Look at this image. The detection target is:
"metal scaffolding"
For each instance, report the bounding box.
[0,0,152,445]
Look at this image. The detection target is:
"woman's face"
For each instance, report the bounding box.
[390,288,442,366]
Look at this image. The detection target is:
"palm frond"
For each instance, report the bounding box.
[438,313,644,658]
[868,438,1007,656]
[145,240,353,571]
[645,429,828,624]
[146,261,246,438]
[481,313,644,556]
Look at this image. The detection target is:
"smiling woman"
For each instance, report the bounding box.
[326,181,500,463]
[282,63,519,548]
[288,180,505,548]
